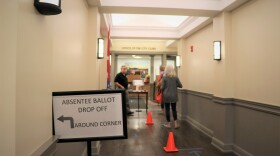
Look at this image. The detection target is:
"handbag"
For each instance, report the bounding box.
[155,74,163,104]
[155,89,162,104]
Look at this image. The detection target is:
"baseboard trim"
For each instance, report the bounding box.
[81,141,101,156]
[186,116,213,138]
[186,116,254,156]
[30,135,59,156]
[232,145,254,156]
[91,141,101,156]
[178,113,187,120]
[81,146,87,156]
[179,90,279,156]
[211,137,233,153]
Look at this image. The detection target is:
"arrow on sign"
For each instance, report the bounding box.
[57,115,74,128]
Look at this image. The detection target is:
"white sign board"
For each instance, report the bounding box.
[52,90,127,142]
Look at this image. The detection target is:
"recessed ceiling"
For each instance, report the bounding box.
[88,0,250,39]
[111,14,189,28]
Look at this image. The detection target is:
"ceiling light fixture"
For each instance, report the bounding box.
[132,55,142,59]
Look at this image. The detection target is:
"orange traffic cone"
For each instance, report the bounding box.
[163,132,179,152]
[145,112,154,125]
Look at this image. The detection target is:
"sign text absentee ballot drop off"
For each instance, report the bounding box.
[52,90,127,142]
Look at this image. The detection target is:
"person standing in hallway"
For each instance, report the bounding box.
[114,65,134,116]
[161,65,182,128]
[156,65,165,111]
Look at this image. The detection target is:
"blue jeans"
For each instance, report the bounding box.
[165,102,177,122]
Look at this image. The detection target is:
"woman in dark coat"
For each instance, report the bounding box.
[161,65,183,128]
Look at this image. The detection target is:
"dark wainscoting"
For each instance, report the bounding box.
[177,89,280,156]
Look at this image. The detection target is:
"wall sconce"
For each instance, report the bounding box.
[176,55,181,67]
[213,41,221,60]
[97,38,104,59]
[34,0,62,15]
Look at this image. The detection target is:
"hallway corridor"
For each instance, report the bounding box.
[98,101,236,156]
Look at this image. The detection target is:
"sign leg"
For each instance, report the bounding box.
[136,93,142,112]
[87,141,91,156]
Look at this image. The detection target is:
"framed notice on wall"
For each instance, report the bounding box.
[52,90,128,143]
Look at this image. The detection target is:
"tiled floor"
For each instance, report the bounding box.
[98,100,236,156]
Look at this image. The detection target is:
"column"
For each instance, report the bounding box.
[212,11,234,149]
[150,55,154,82]
[177,39,186,78]
[162,54,167,66]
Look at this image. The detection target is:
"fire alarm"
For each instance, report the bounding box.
[190,45,194,52]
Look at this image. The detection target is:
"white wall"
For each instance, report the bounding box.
[212,12,235,98]
[87,7,103,90]
[16,0,53,155]
[99,36,109,90]
[183,24,215,94]
[52,1,106,92]
[0,0,104,155]
[52,0,90,91]
[0,1,17,155]
[181,0,280,106]
[231,0,280,106]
